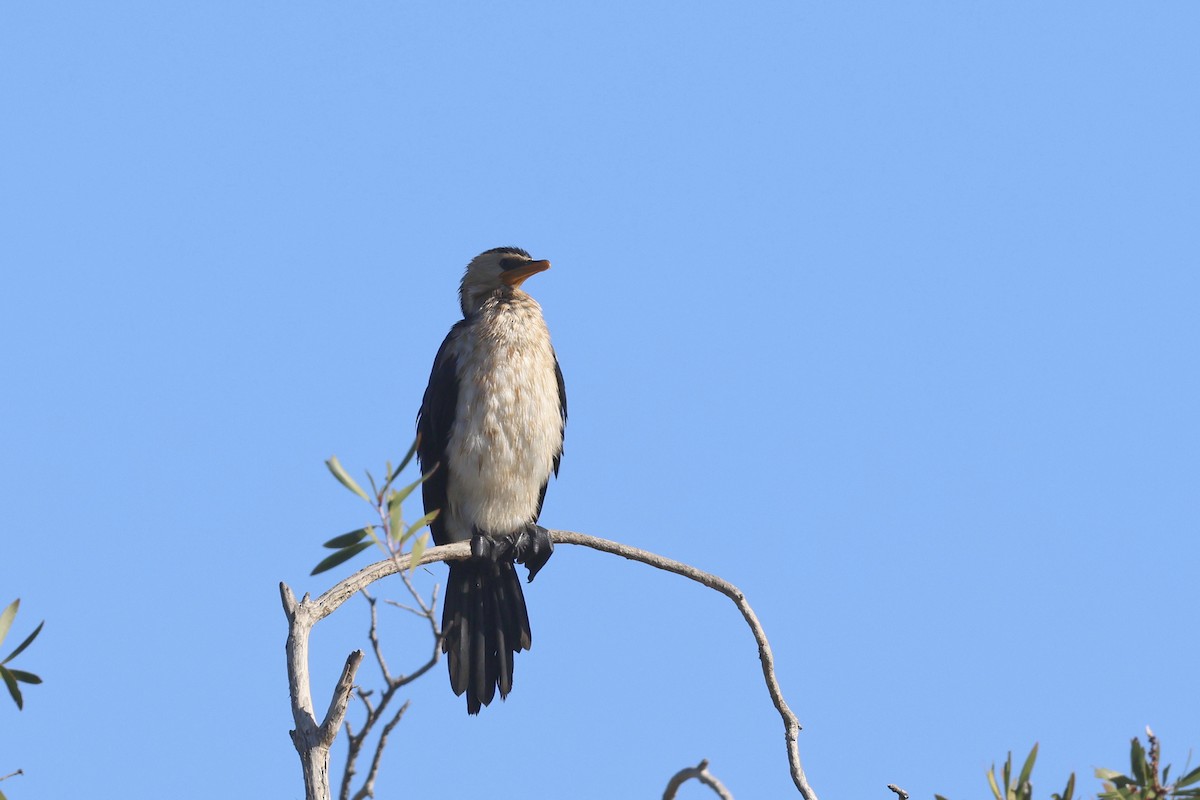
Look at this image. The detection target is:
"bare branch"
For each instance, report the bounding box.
[334,586,440,800]
[286,529,817,799]
[887,784,910,800]
[351,700,411,800]
[320,650,365,746]
[360,591,392,684]
[663,759,734,800]
[547,531,815,799]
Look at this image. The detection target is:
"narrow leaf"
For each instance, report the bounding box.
[1131,738,1148,785]
[389,470,432,510]
[1017,743,1039,789]
[9,669,41,684]
[388,492,404,542]
[325,456,370,502]
[311,542,374,575]
[1,620,44,665]
[322,528,371,549]
[988,766,1003,800]
[393,438,419,480]
[404,510,440,542]
[0,599,17,649]
[1,666,23,710]
[408,532,429,569]
[408,510,441,534]
[1178,765,1200,788]
[1095,769,1124,780]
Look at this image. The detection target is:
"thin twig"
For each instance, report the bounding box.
[663,759,734,800]
[1146,726,1165,795]
[382,600,424,616]
[360,591,392,684]
[350,700,411,800]
[336,583,440,800]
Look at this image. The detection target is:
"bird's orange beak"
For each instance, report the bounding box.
[500,259,551,287]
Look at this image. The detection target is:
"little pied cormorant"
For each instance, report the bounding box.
[417,247,567,714]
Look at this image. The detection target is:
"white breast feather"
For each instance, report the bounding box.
[445,294,561,540]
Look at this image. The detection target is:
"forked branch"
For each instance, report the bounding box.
[281,529,817,800]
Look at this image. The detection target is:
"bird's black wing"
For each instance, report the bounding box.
[416,322,464,547]
[535,350,568,521]
[552,351,567,476]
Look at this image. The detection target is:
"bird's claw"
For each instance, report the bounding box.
[514,524,554,582]
[470,530,515,562]
[469,525,553,581]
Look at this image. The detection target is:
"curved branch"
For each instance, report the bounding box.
[663,758,734,800]
[285,529,818,799]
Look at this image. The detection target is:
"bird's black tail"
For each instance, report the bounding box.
[442,559,532,714]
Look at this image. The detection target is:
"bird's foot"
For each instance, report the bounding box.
[514,524,554,582]
[470,530,516,562]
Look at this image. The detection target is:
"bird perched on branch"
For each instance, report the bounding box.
[417,247,567,714]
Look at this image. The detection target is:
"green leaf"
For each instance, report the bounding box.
[1,665,23,710]
[2,620,44,665]
[311,542,374,575]
[388,491,404,542]
[988,765,1003,800]
[1057,771,1075,800]
[389,469,434,512]
[323,528,371,549]
[934,795,951,800]
[1178,765,1200,788]
[408,532,429,569]
[1095,769,1124,781]
[403,510,440,543]
[0,598,17,650]
[1017,743,1038,794]
[393,438,419,480]
[1131,738,1148,785]
[325,456,370,502]
[9,669,41,684]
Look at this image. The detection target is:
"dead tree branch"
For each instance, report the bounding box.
[281,529,817,800]
[663,758,734,800]
[337,582,440,800]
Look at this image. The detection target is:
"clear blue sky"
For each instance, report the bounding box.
[2,3,1197,798]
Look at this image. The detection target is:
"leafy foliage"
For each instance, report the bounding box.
[312,439,439,576]
[937,732,1198,800]
[0,598,43,711]
[1096,729,1200,800]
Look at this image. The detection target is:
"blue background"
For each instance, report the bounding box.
[2,3,1197,798]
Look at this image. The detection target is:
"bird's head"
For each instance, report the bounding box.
[459,247,551,316]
